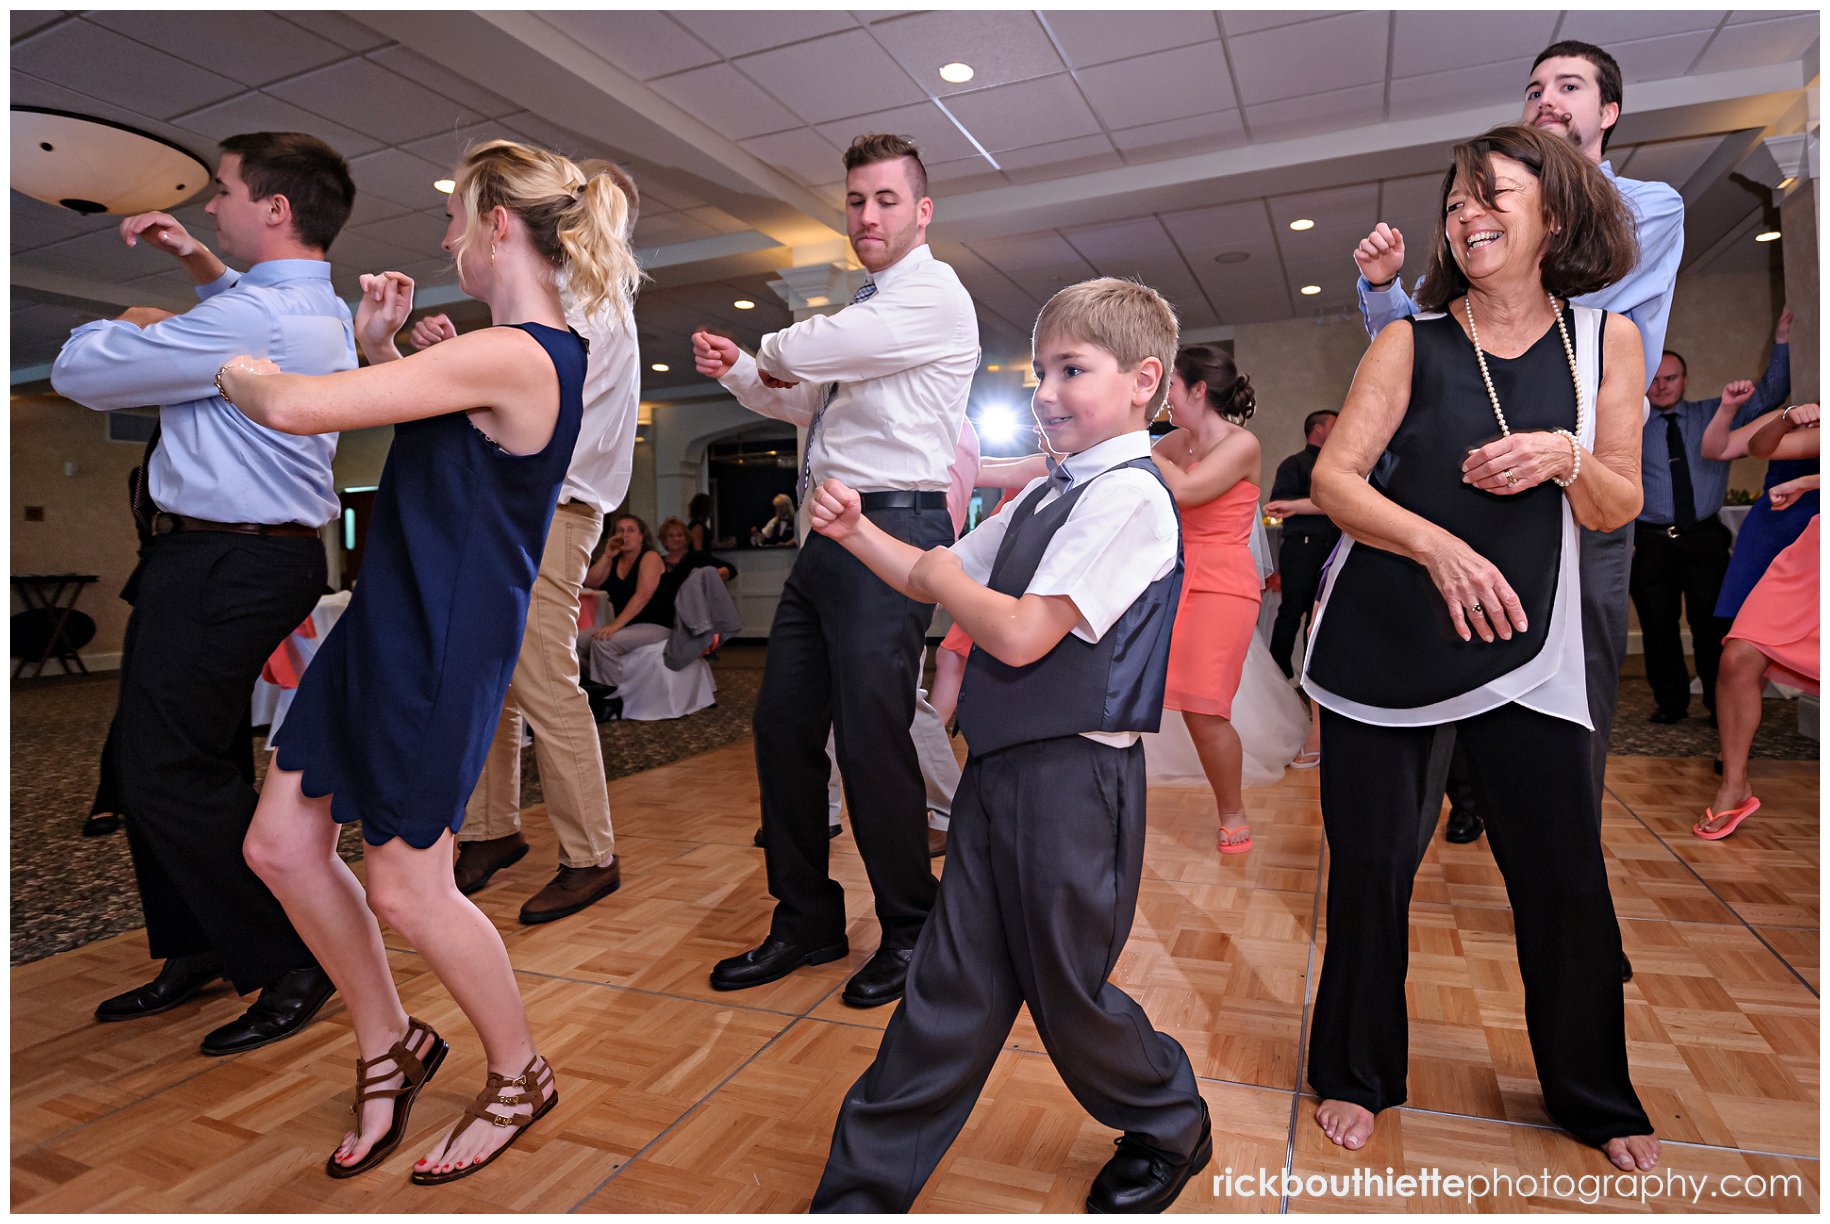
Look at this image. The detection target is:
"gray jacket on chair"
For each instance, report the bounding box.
[665,565,742,670]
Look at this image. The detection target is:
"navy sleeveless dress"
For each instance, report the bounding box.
[276,322,586,848]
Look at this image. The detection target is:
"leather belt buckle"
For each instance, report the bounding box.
[1664,525,1681,540]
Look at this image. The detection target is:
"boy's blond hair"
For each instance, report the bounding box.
[1032,277,1180,413]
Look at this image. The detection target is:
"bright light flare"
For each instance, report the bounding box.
[976,402,1021,445]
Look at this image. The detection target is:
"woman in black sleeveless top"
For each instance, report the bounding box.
[1299,126,1659,1170]
[581,513,666,687]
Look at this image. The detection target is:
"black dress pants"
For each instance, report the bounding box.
[1629,519,1732,717]
[813,737,1203,1211]
[115,532,324,993]
[1269,532,1336,678]
[755,506,951,951]
[1309,703,1651,1147]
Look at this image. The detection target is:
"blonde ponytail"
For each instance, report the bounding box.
[451,139,645,323]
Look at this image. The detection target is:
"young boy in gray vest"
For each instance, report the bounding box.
[805,278,1210,1213]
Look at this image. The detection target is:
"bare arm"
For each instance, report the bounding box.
[1748,402,1820,461]
[1151,428,1259,507]
[1702,380,1759,459]
[1264,496,1321,517]
[809,479,1079,667]
[976,453,1050,488]
[592,552,664,639]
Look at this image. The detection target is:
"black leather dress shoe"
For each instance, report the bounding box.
[1648,708,1687,725]
[1086,1100,1212,1213]
[1444,808,1484,844]
[94,952,224,1022]
[751,824,843,848]
[841,946,915,1008]
[199,965,336,1056]
[1621,954,1634,983]
[710,935,848,991]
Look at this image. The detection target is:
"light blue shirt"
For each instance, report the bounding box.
[1640,342,1789,526]
[1357,162,1685,393]
[52,259,353,526]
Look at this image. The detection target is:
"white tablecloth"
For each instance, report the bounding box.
[253,591,350,738]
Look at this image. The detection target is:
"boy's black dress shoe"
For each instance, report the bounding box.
[1086,1100,1212,1213]
[93,952,225,1022]
[199,965,336,1056]
[710,935,848,991]
[841,946,914,1008]
[1444,808,1484,844]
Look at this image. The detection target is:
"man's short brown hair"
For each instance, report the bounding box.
[1416,123,1637,313]
[1033,278,1180,413]
[218,132,354,252]
[842,133,928,199]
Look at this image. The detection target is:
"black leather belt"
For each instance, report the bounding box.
[859,491,948,511]
[152,513,320,538]
[1637,520,1717,541]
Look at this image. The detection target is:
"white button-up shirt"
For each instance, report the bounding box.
[718,243,979,493]
[564,306,639,514]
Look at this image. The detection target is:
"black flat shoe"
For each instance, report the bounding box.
[1444,809,1484,844]
[200,965,336,1056]
[1621,954,1634,984]
[93,952,224,1022]
[81,812,122,837]
[1086,1099,1212,1213]
[1648,708,1687,725]
[841,946,914,1009]
[710,935,848,991]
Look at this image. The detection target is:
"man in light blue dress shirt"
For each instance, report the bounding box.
[1345,42,1684,875]
[52,133,356,1056]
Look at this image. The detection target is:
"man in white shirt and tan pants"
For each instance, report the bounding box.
[694,134,979,1007]
[423,162,642,924]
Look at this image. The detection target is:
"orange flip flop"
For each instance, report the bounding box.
[1217,817,1253,855]
[1694,796,1759,840]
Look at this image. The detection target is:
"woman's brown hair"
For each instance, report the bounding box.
[1416,123,1637,313]
[1172,342,1255,422]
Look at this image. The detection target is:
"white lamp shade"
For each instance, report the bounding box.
[12,108,209,215]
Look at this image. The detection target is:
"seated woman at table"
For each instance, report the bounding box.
[580,513,665,688]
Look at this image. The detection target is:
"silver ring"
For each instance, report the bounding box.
[1470,602,1486,615]
[1502,469,1518,486]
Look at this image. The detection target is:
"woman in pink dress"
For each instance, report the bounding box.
[1699,402,1819,839]
[1152,344,1263,852]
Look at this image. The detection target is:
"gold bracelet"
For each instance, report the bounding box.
[213,361,237,406]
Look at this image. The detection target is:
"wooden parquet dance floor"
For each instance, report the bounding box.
[11,741,1819,1212]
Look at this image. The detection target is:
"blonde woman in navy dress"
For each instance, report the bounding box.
[1300,125,1658,1170]
[218,141,640,1185]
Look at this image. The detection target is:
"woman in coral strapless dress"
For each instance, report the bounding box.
[1151,344,1265,852]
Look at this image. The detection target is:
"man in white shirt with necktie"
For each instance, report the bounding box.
[693,134,979,1007]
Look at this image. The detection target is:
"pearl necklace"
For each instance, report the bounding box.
[1463,292,1585,441]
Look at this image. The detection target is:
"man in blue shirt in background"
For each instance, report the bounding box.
[53,132,356,1056]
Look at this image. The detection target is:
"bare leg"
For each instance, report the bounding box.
[1314,1099,1375,1149]
[929,646,967,727]
[1706,640,1767,826]
[359,833,547,1174]
[244,767,419,1167]
[1184,711,1249,848]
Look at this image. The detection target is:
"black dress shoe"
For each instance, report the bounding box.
[1444,808,1484,844]
[841,946,915,1008]
[1086,1100,1212,1213]
[710,935,848,991]
[1621,954,1634,983]
[1648,708,1687,725]
[751,824,843,848]
[94,952,224,1022]
[199,965,336,1056]
[81,812,123,837]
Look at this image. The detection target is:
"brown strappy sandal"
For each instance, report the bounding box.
[324,1016,449,1179]
[410,1054,557,1186]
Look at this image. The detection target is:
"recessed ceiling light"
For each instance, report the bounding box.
[1288,218,1315,231]
[1755,230,1782,243]
[433,178,455,194]
[986,363,1001,372]
[1300,284,1322,296]
[650,362,671,372]
[939,62,974,84]
[732,299,755,310]
[1214,251,1249,264]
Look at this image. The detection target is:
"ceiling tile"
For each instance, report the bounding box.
[367,45,519,119]
[1108,110,1247,159]
[920,163,1009,195]
[633,211,720,247]
[14,18,244,120]
[1723,9,1806,24]
[814,100,984,165]
[346,147,464,211]
[1000,135,1122,184]
[1220,11,1349,38]
[968,231,1091,273]
[12,196,99,252]
[1690,14,1822,75]
[537,12,720,82]
[87,11,349,89]
[1041,10,1221,69]
[1389,12,1558,80]
[1557,10,1728,43]
[1620,135,1727,191]
[401,119,541,172]
[734,28,926,125]
[649,61,804,140]
[1379,172,1448,221]
[1267,183,1378,233]
[503,112,645,174]
[1229,11,1390,106]
[268,58,488,144]
[172,89,385,160]
[12,10,63,39]
[1056,216,1168,263]
[1077,43,1237,131]
[347,210,448,258]
[282,12,391,53]
[739,127,846,188]
[1161,200,1277,256]
[343,192,415,229]
[680,205,754,236]
[1387,57,1537,123]
[323,228,425,274]
[1609,31,1716,82]
[869,10,1064,96]
[683,9,862,57]
[1245,83,1387,143]
[1003,259,1103,300]
[943,74,1101,153]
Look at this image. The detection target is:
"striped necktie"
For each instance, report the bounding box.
[796,279,878,503]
